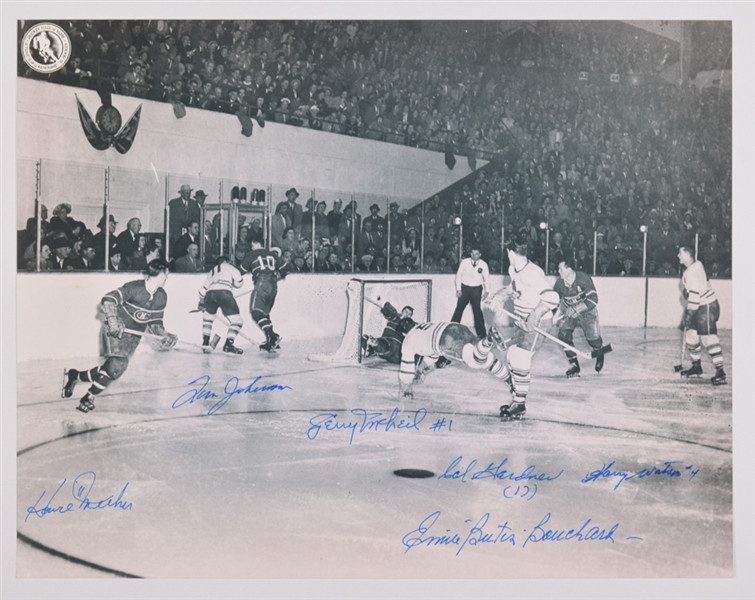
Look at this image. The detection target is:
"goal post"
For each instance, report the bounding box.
[308,278,432,363]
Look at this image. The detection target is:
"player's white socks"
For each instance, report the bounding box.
[202,315,215,338]
[701,334,724,368]
[685,328,703,361]
[507,346,532,399]
[226,314,243,343]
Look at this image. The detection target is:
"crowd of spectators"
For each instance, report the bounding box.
[18,20,732,277]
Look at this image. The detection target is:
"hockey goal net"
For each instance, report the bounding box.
[308,278,432,363]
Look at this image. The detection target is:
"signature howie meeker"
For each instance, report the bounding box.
[21,22,71,73]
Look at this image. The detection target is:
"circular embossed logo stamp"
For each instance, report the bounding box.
[21,22,71,73]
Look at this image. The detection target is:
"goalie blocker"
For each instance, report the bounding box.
[62,259,178,413]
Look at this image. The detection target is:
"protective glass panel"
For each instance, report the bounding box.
[17,158,40,271]
[110,165,169,272]
[165,174,222,270]
[39,160,106,272]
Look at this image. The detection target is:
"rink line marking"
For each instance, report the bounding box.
[17,403,733,459]
[21,363,366,408]
[17,532,141,578]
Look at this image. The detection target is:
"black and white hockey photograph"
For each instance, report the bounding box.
[2,3,754,600]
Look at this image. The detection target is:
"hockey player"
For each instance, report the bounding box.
[241,234,290,352]
[398,322,512,401]
[486,235,560,419]
[62,259,178,413]
[553,258,606,377]
[198,255,245,354]
[677,246,726,385]
[362,302,416,364]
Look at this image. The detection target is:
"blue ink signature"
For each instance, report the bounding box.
[522,512,624,548]
[439,456,562,499]
[401,511,639,554]
[402,511,516,555]
[25,471,132,522]
[172,375,292,415]
[306,408,427,445]
[581,460,699,490]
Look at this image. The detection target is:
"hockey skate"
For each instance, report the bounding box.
[486,326,505,348]
[270,333,282,350]
[595,354,605,373]
[202,335,212,354]
[223,339,243,355]
[62,368,78,398]
[680,360,703,378]
[711,367,727,386]
[435,356,451,369]
[76,394,95,413]
[566,364,581,379]
[499,398,526,421]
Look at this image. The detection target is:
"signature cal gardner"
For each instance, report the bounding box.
[25,471,132,522]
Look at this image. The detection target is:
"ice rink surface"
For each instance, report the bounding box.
[16,327,732,579]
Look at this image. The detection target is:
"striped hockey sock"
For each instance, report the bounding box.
[702,335,724,368]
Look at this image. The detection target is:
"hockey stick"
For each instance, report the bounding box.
[364,296,384,309]
[673,325,686,372]
[213,313,263,345]
[496,307,612,360]
[123,328,204,350]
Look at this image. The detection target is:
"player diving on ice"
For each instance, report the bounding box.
[362,301,417,364]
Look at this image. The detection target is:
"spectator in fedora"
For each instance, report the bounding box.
[92,214,118,269]
[50,237,74,271]
[169,183,201,252]
[363,202,386,233]
[194,189,208,207]
[276,187,303,238]
[109,246,124,272]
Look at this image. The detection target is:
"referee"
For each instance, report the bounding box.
[451,247,489,338]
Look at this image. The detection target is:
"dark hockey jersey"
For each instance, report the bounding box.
[102,279,168,331]
[553,271,598,310]
[380,302,416,345]
[241,249,291,282]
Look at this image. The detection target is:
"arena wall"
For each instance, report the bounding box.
[16,77,482,228]
[16,273,732,362]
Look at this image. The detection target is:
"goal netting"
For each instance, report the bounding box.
[308,278,432,363]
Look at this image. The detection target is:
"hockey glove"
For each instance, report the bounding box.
[197,298,206,312]
[564,301,588,319]
[381,302,399,321]
[102,301,124,338]
[159,333,179,350]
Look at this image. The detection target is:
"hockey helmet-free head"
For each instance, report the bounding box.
[505,232,529,257]
[144,258,170,276]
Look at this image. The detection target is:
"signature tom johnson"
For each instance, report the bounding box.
[173,375,292,415]
[25,471,132,522]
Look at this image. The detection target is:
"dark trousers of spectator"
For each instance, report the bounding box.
[451,284,486,338]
